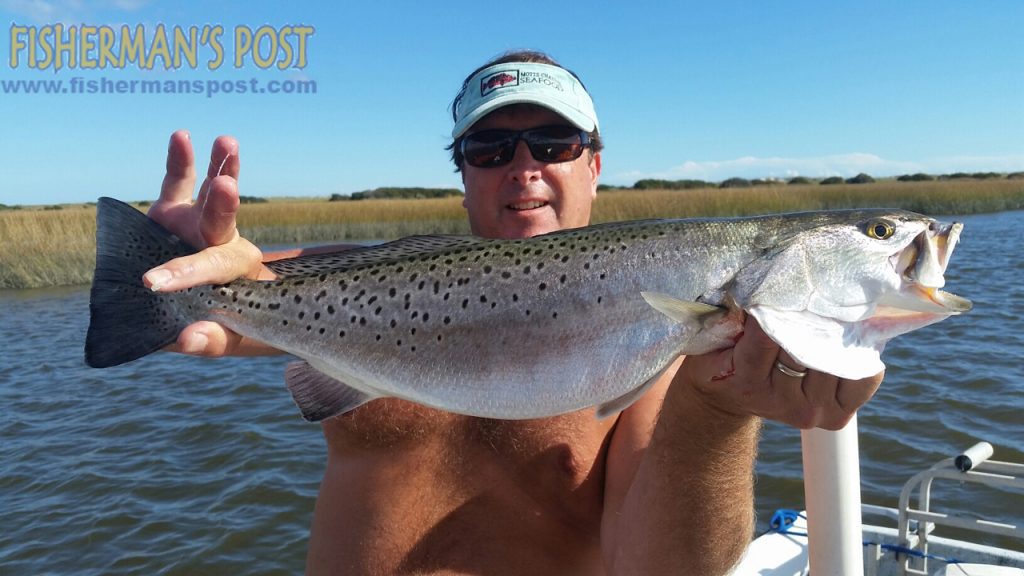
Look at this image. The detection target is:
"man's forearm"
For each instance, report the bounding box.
[607,380,762,575]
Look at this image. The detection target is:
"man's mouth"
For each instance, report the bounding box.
[509,200,548,211]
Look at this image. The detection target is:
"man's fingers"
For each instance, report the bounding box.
[143,241,263,292]
[196,136,239,209]
[159,130,196,205]
[171,322,243,357]
[207,136,240,179]
[732,316,780,378]
[837,371,884,412]
[200,175,241,246]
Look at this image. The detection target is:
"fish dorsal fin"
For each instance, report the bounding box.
[747,306,886,380]
[266,235,485,277]
[285,361,380,421]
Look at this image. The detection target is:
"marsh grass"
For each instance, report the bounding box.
[0,205,97,289]
[591,179,1024,222]
[2,179,1022,289]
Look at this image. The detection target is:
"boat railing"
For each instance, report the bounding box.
[895,442,1024,574]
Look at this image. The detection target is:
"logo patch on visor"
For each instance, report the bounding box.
[480,70,519,96]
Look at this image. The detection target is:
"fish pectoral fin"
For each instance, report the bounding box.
[285,361,377,422]
[747,306,886,381]
[595,362,674,420]
[640,291,726,327]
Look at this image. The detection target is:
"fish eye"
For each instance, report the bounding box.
[864,219,895,240]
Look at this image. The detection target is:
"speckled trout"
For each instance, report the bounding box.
[85,197,970,421]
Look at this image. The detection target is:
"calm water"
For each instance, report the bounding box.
[2,211,1022,573]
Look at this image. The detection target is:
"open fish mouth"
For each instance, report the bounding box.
[886,221,972,315]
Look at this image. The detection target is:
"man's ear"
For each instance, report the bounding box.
[590,152,602,198]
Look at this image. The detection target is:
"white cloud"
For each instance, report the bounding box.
[610,153,1024,185]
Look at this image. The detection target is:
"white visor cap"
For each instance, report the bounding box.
[452,62,599,139]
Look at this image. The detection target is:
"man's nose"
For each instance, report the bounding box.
[507,140,542,181]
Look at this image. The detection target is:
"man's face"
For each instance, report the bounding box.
[461,105,601,240]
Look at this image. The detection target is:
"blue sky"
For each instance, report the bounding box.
[1,1,1021,206]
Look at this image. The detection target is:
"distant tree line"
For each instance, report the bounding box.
[598,170,1023,191]
[331,187,464,201]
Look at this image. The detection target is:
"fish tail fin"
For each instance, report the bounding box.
[85,197,199,368]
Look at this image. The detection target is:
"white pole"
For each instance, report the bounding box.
[801,414,864,576]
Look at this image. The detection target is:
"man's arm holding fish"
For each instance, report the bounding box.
[601,318,883,574]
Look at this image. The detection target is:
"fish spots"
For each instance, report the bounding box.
[294,295,303,304]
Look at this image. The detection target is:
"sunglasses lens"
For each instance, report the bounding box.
[462,126,589,168]
[525,126,586,163]
[462,131,516,168]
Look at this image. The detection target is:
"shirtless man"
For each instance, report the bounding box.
[142,51,883,575]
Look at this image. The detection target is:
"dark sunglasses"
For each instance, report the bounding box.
[460,125,592,168]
